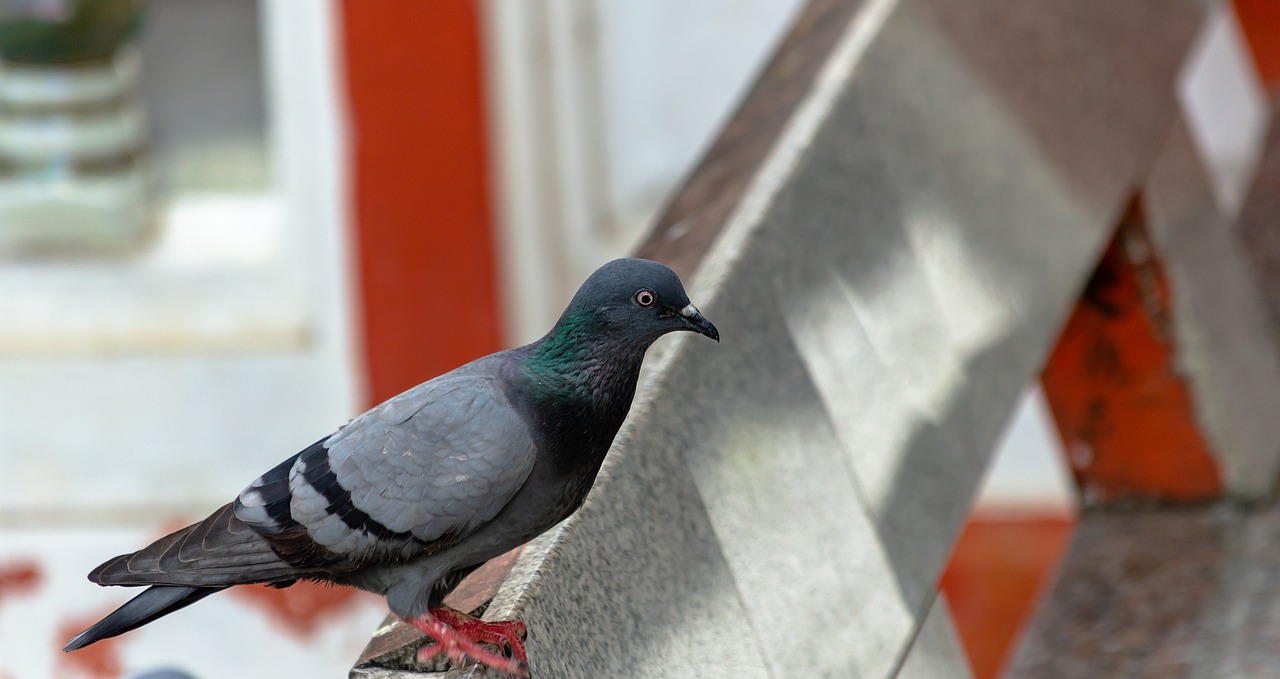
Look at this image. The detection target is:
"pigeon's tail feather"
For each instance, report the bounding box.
[90,503,304,587]
[63,585,223,651]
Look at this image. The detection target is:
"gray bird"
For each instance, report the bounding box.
[64,258,719,676]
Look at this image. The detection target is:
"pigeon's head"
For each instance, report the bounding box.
[569,258,719,346]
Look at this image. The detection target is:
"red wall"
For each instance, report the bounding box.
[341,0,502,405]
[1235,0,1280,93]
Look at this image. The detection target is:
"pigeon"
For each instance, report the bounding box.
[64,258,718,676]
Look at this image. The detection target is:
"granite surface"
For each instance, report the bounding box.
[1008,503,1280,678]
[352,0,1237,676]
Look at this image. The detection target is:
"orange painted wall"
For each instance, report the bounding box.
[341,0,503,405]
[1235,0,1280,93]
[1040,201,1222,503]
[940,513,1075,679]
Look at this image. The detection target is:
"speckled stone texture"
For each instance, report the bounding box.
[352,0,1228,676]
[1007,503,1280,678]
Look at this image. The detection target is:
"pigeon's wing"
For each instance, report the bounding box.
[235,371,539,567]
[89,501,303,587]
[90,369,537,588]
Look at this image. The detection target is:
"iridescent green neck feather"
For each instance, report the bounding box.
[523,307,642,404]
[525,309,595,394]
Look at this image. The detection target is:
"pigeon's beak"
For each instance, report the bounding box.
[679,303,719,342]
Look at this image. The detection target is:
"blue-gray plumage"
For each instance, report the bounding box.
[64,258,718,675]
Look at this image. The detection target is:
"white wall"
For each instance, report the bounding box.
[0,3,382,677]
[483,0,806,344]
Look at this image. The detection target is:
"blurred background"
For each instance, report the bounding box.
[0,1,1275,678]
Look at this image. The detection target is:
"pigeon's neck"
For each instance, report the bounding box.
[524,311,645,404]
[520,309,647,447]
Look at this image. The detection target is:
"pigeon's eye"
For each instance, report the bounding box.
[635,289,655,307]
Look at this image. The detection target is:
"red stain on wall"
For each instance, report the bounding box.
[228,581,378,639]
[56,606,125,679]
[940,512,1076,679]
[1041,200,1223,503]
[0,560,42,607]
[341,0,503,405]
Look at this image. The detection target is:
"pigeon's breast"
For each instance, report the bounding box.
[459,448,603,560]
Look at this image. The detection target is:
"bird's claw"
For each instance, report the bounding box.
[408,609,529,677]
[416,641,527,677]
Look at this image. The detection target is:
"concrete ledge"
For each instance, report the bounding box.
[1008,503,1280,677]
[353,0,1222,675]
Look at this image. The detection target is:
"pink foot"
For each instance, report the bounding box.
[407,607,528,677]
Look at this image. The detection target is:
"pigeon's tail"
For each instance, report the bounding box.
[63,585,224,651]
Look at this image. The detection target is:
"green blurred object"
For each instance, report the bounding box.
[0,0,144,64]
[0,0,152,257]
